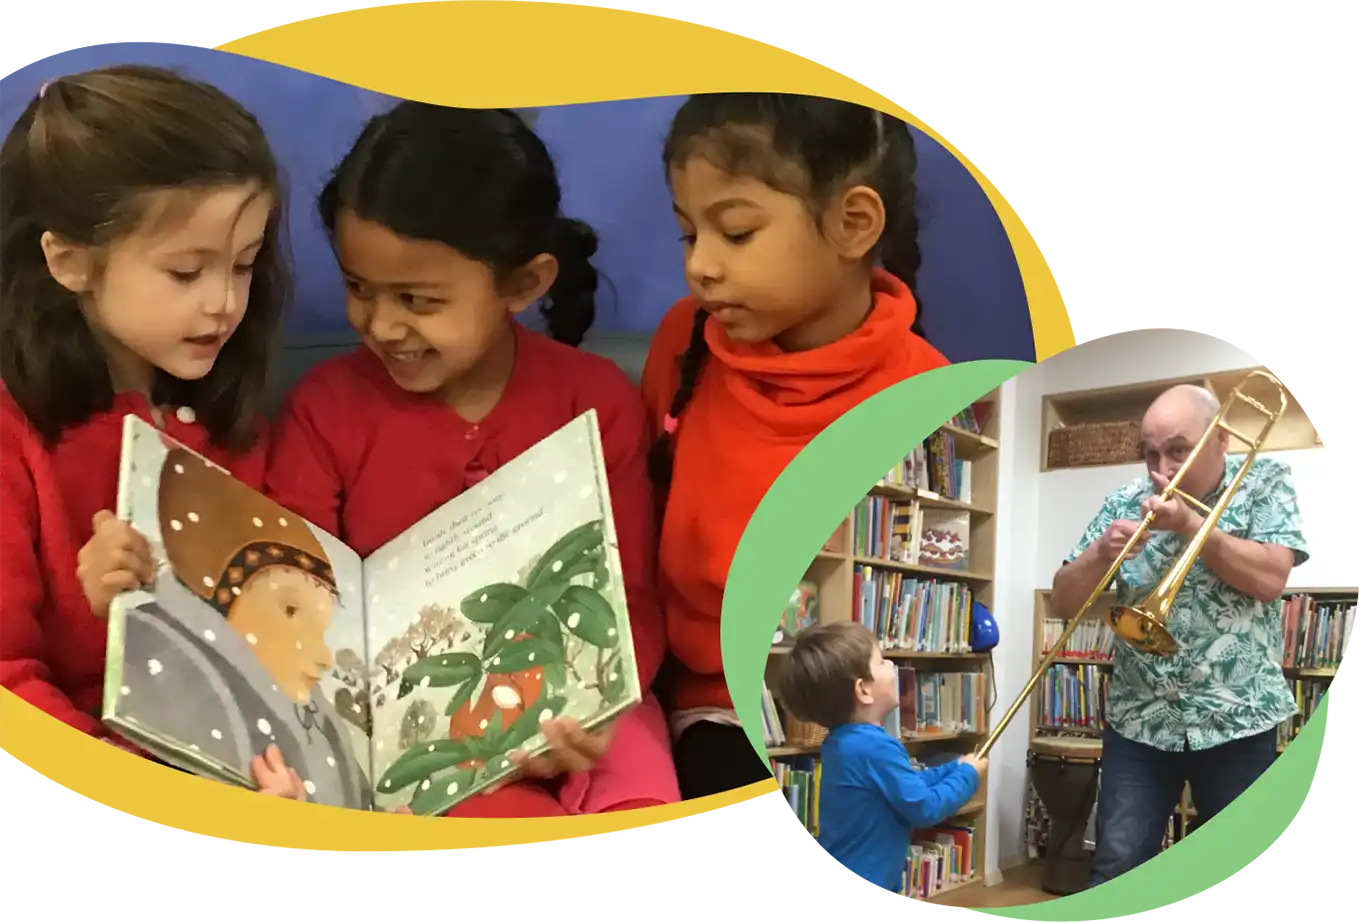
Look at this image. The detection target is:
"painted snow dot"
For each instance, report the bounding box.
[478,719,489,731]
[371,595,381,606]
[504,629,515,640]
[278,517,288,527]
[174,464,185,475]
[376,741,384,751]
[480,593,489,603]
[252,517,263,528]
[296,642,303,651]
[383,780,391,790]
[256,718,272,735]
[269,581,279,591]
[567,612,581,629]
[528,653,536,663]
[578,487,591,499]
[119,685,130,696]
[607,628,616,638]
[428,744,436,752]
[388,558,399,570]
[492,686,521,709]
[140,475,153,488]
[553,471,567,484]
[203,629,216,642]
[446,781,460,795]
[232,587,241,597]
[552,561,563,573]
[419,676,431,688]
[147,659,163,676]
[303,780,316,796]
[188,512,199,523]
[326,757,336,768]
[538,709,554,724]
[170,520,183,531]
[420,779,431,792]
[352,703,363,714]
[211,729,223,740]
[246,633,258,645]
[501,760,510,769]
[202,576,214,588]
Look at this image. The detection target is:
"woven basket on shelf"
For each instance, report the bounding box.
[785,714,829,749]
[1047,421,1142,469]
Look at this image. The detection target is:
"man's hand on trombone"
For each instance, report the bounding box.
[1095,519,1150,564]
[1142,471,1202,537]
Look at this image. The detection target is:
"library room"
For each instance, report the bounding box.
[762,328,1352,906]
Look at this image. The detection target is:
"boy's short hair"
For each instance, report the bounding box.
[779,622,877,728]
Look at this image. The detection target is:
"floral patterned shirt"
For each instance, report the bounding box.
[1063,456,1309,752]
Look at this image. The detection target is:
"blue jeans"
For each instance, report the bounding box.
[1089,726,1277,887]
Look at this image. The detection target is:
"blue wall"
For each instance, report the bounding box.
[2,44,1034,364]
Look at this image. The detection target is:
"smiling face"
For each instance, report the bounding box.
[41,183,271,391]
[227,565,336,705]
[332,209,554,398]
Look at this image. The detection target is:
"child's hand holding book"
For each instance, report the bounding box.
[508,717,617,779]
[78,510,155,619]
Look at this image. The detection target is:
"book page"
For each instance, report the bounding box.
[360,409,641,815]
[103,415,374,810]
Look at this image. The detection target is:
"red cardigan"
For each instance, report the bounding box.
[0,388,267,738]
[641,270,950,712]
[263,324,665,692]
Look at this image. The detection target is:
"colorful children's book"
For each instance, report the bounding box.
[102,410,641,816]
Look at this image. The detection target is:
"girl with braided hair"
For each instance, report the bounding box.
[641,93,951,800]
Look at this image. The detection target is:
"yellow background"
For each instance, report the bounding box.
[5,3,1354,919]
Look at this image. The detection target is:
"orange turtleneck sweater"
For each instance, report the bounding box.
[641,270,950,715]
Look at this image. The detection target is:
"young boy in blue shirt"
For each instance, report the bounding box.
[781,622,986,893]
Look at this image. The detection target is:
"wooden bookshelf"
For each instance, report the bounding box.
[1040,365,1320,472]
[1024,586,1355,861]
[762,389,1002,902]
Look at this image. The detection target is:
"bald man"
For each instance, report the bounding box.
[1050,383,1308,888]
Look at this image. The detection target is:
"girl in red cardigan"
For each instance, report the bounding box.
[264,102,680,818]
[0,66,300,798]
[642,94,952,800]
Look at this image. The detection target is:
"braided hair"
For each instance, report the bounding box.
[648,93,927,493]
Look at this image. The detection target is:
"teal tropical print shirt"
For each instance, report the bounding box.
[1063,456,1309,752]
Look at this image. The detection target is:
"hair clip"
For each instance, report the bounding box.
[663,414,678,435]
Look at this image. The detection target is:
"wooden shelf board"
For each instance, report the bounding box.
[1045,656,1115,667]
[1287,667,1338,678]
[902,731,985,744]
[851,555,993,583]
[885,651,988,660]
[768,745,820,758]
[870,481,994,516]
[922,876,982,902]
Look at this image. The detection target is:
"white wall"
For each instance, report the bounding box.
[983,329,1354,878]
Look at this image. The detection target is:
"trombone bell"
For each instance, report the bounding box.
[1107,601,1178,656]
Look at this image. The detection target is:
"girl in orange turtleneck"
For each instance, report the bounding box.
[642,94,951,800]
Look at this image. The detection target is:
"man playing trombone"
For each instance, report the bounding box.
[1050,383,1309,888]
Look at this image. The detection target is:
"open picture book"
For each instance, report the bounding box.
[101,410,642,816]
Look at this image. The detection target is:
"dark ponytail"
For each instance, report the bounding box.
[875,116,926,340]
[542,217,598,347]
[318,102,598,345]
[646,306,710,495]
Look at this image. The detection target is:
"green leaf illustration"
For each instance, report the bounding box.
[525,519,605,591]
[483,590,555,659]
[461,583,528,624]
[603,656,628,705]
[376,739,474,793]
[402,652,482,689]
[593,558,611,591]
[396,678,415,701]
[443,676,479,717]
[409,766,478,816]
[552,584,619,648]
[531,612,568,691]
[482,709,507,749]
[498,695,569,753]
[486,635,564,674]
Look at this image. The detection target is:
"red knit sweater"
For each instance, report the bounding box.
[641,270,950,712]
[262,324,665,692]
[0,388,268,737]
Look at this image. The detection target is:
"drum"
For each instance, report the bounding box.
[1028,736,1103,896]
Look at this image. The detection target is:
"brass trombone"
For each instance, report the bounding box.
[974,370,1290,760]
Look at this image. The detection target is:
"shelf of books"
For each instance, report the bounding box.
[1023,587,1356,861]
[761,390,1001,902]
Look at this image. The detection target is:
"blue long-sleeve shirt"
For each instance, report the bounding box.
[815,722,980,892]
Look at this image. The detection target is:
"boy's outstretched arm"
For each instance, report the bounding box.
[867,739,980,829]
